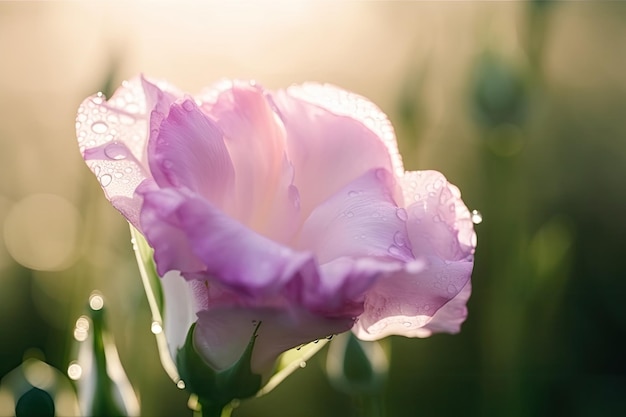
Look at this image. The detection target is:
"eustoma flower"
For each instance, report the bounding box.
[76,76,476,395]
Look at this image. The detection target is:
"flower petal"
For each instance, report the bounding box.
[271,87,397,218]
[201,82,299,242]
[418,280,472,337]
[401,170,476,261]
[296,168,412,264]
[140,187,316,295]
[353,258,473,340]
[77,76,180,227]
[194,307,354,374]
[284,83,404,177]
[161,271,208,361]
[353,170,475,340]
[148,98,235,208]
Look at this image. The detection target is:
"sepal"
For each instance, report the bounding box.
[176,322,262,411]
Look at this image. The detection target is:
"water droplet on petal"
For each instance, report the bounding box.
[104,143,128,160]
[345,211,354,218]
[99,174,112,187]
[393,231,406,247]
[299,361,307,368]
[447,284,457,294]
[396,208,408,221]
[177,380,186,389]
[182,100,195,111]
[471,209,483,224]
[92,93,104,104]
[288,185,301,210]
[91,121,108,134]
[348,190,359,197]
[403,321,412,328]
[326,335,334,340]
[388,244,403,257]
[375,168,387,181]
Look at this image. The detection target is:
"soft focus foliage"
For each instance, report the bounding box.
[1,2,626,416]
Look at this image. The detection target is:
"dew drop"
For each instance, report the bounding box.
[299,361,307,368]
[177,380,186,389]
[447,284,457,294]
[92,93,104,104]
[326,335,334,340]
[471,209,483,224]
[150,321,163,334]
[388,244,403,257]
[375,168,387,181]
[345,211,354,218]
[91,121,108,134]
[396,208,408,221]
[313,339,319,344]
[393,231,406,247]
[124,167,133,174]
[99,174,112,187]
[348,190,359,197]
[182,100,195,111]
[288,185,301,210]
[403,321,412,328]
[104,143,128,160]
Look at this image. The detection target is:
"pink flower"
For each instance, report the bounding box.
[76,76,476,377]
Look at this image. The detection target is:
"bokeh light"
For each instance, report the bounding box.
[2,194,81,271]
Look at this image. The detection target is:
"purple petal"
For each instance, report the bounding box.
[353,258,473,340]
[297,168,413,264]
[353,170,475,340]
[271,87,398,219]
[140,187,316,296]
[148,98,235,208]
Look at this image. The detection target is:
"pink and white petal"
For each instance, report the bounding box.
[401,170,476,261]
[77,76,179,227]
[200,82,297,239]
[160,271,208,362]
[418,280,472,337]
[271,89,396,217]
[296,168,412,265]
[284,83,404,178]
[353,256,473,341]
[194,307,354,374]
[148,98,235,208]
[140,186,313,292]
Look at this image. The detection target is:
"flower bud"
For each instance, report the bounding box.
[70,292,140,417]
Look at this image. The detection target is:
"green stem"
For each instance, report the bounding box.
[195,399,232,417]
[353,393,385,417]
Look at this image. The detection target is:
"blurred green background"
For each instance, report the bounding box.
[1,1,625,416]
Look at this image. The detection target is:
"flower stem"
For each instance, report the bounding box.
[194,399,233,417]
[353,393,386,417]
